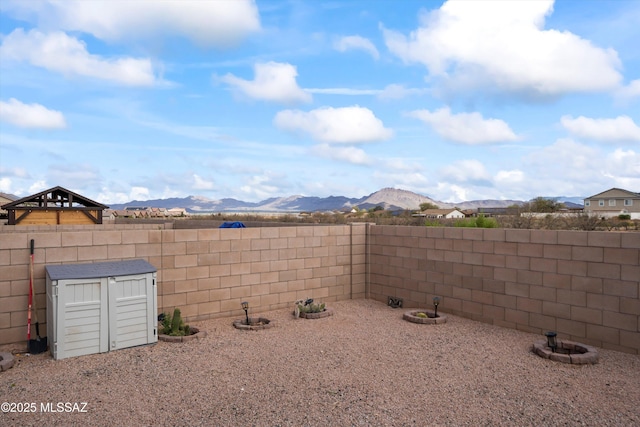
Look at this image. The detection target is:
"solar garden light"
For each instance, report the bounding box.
[305,298,314,306]
[241,301,249,325]
[433,296,440,318]
[545,331,557,352]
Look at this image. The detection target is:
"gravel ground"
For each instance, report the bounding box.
[2,299,639,426]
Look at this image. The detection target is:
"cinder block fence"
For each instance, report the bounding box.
[0,223,638,354]
[369,226,639,354]
[0,223,367,347]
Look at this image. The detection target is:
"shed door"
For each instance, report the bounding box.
[57,278,109,359]
[108,273,155,351]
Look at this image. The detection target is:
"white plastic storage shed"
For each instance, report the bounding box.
[46,259,157,360]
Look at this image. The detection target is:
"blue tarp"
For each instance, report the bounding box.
[219,221,246,228]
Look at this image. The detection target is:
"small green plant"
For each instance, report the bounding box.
[452,215,498,228]
[415,312,428,318]
[618,214,631,220]
[298,302,326,314]
[475,215,497,228]
[161,308,191,336]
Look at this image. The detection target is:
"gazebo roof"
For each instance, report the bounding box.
[1,186,108,210]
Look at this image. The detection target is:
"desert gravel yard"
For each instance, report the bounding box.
[2,299,639,426]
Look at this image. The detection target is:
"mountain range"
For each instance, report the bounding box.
[109,188,585,213]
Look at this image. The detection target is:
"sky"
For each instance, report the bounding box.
[0,0,639,205]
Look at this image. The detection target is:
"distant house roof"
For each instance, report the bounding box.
[113,209,135,218]
[0,192,17,202]
[476,207,521,216]
[413,208,465,218]
[0,192,17,218]
[585,188,640,199]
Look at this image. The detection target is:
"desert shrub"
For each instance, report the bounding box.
[453,218,475,227]
[451,215,497,228]
[566,213,603,231]
[475,215,497,228]
[298,302,326,314]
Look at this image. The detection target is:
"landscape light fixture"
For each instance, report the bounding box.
[545,331,557,352]
[241,301,249,325]
[305,298,314,306]
[433,296,440,318]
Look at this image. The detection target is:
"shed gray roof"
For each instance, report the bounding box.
[46,259,156,280]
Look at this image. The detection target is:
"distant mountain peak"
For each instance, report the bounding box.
[359,188,439,210]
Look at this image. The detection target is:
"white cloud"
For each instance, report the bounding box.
[626,80,640,97]
[0,177,12,193]
[0,98,66,129]
[495,170,525,184]
[378,84,429,100]
[0,29,160,86]
[382,0,622,97]
[408,107,519,144]
[97,186,151,205]
[2,0,260,48]
[239,173,282,201]
[0,167,31,196]
[28,181,48,195]
[130,187,151,201]
[372,171,430,194]
[306,88,379,96]
[311,143,371,165]
[525,138,640,194]
[274,106,393,144]
[561,115,640,142]
[192,174,215,191]
[439,159,492,184]
[48,163,101,188]
[0,166,30,180]
[334,35,379,59]
[135,120,224,143]
[219,62,311,104]
[528,138,599,182]
[434,183,472,203]
[606,149,640,179]
[381,158,424,172]
[429,167,528,202]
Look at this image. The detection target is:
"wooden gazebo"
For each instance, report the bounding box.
[1,186,108,225]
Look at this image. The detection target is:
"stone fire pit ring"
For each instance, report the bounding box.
[233,317,273,330]
[159,327,207,343]
[532,339,599,364]
[298,308,334,319]
[403,309,447,325]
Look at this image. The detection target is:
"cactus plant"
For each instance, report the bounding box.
[161,308,191,336]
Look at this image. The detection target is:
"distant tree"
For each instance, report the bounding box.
[524,197,564,213]
[419,202,439,211]
[566,213,602,231]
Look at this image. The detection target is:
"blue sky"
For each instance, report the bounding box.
[1,0,639,205]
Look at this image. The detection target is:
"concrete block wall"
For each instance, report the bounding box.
[0,223,367,347]
[369,226,640,354]
[2,222,638,354]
